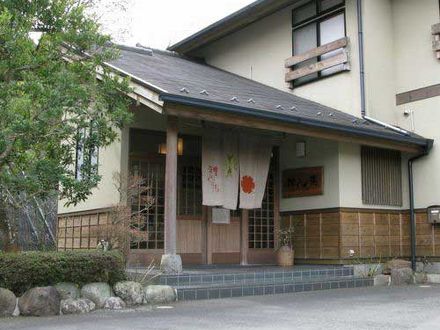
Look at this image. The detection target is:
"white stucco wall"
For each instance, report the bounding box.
[58,105,167,214]
[399,97,440,209]
[363,0,398,124]
[196,0,419,211]
[196,0,362,118]
[392,0,439,93]
[338,142,410,210]
[58,130,123,214]
[279,136,340,212]
[393,0,440,209]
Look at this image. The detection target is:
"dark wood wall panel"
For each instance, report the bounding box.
[282,208,440,264]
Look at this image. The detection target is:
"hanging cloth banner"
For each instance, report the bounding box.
[239,134,272,209]
[202,130,223,206]
[202,130,239,210]
[221,132,239,210]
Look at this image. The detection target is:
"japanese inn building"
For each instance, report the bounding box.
[57,0,440,271]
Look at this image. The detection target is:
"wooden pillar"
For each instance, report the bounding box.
[240,210,249,265]
[201,206,208,264]
[206,207,213,265]
[164,116,178,255]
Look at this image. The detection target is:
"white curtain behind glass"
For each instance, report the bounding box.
[319,13,345,76]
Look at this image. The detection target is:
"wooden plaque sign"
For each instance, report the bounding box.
[282,167,324,198]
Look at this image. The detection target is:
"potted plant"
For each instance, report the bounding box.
[276,226,295,267]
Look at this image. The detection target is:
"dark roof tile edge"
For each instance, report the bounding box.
[160,93,432,150]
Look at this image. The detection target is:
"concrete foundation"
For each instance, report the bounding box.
[160,254,183,274]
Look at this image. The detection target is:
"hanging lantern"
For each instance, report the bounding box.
[158,138,184,156]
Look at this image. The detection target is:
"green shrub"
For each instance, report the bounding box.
[0,250,126,295]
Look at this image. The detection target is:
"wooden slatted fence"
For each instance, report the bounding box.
[282,208,440,264]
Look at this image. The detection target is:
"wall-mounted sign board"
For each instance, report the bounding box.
[282,167,324,198]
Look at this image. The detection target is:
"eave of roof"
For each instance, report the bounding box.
[160,93,433,152]
[168,0,299,54]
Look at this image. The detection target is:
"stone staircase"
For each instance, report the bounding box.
[159,266,373,301]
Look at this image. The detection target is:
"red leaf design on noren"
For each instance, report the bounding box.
[241,175,255,194]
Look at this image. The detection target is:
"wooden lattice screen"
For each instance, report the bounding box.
[130,159,165,250]
[248,162,275,249]
[361,146,402,206]
[177,163,202,217]
[58,211,111,250]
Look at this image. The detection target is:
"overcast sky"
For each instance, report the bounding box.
[101,0,255,50]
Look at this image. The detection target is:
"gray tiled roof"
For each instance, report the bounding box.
[109,45,430,149]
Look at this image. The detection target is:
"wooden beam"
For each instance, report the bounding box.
[285,37,348,68]
[396,83,440,105]
[432,23,440,35]
[285,51,349,82]
[164,116,178,255]
[96,68,163,113]
[164,103,423,154]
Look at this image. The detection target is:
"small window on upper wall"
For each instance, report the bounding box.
[361,147,403,207]
[75,125,99,181]
[292,0,346,86]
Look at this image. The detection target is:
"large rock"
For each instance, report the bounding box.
[103,297,126,310]
[144,285,177,305]
[18,286,60,316]
[374,274,391,287]
[413,272,428,284]
[0,288,17,317]
[160,254,182,274]
[419,262,440,274]
[391,267,413,286]
[80,283,113,309]
[55,283,80,300]
[384,259,411,274]
[426,274,440,284]
[61,298,96,314]
[114,281,144,306]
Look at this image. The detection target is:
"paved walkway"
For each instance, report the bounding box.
[2,285,440,330]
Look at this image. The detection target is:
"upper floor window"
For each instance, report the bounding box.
[292,0,346,86]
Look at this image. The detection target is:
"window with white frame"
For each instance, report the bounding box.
[292,0,346,86]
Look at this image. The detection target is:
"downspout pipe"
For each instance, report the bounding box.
[356,0,366,116]
[408,141,434,271]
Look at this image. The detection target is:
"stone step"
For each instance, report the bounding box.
[160,266,354,287]
[175,276,373,301]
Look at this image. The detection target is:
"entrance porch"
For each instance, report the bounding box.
[127,118,281,269]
